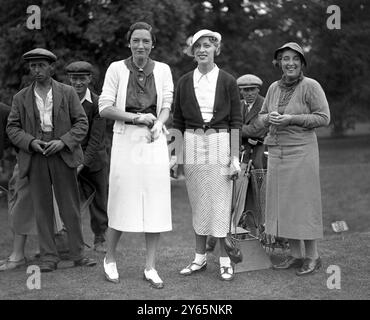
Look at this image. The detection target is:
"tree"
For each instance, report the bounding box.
[0,0,193,102]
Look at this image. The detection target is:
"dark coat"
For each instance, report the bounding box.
[240,95,268,169]
[0,102,11,159]
[6,79,88,178]
[81,91,108,172]
[241,94,268,142]
[173,69,242,132]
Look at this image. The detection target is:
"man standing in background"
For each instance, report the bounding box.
[237,74,268,169]
[66,61,108,252]
[7,48,96,271]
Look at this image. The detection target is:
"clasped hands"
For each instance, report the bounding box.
[30,139,65,156]
[268,111,292,127]
[135,113,164,142]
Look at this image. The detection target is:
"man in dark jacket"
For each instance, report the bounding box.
[6,48,96,272]
[237,74,268,169]
[237,74,268,234]
[66,61,108,252]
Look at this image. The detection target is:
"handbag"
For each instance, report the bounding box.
[224,232,243,264]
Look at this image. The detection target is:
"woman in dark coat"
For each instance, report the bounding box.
[173,29,242,281]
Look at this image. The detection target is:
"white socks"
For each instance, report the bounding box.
[219,256,231,268]
[194,253,206,265]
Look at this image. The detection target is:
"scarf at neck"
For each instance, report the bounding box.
[278,71,304,89]
[276,72,304,114]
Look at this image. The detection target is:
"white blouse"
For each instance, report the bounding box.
[193,65,219,123]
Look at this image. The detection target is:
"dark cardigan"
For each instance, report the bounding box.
[173,69,242,133]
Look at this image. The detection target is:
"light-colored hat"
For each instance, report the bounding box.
[186,29,222,57]
[237,74,263,88]
[273,42,306,66]
[23,48,57,62]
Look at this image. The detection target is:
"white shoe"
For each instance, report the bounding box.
[103,257,119,283]
[143,268,164,289]
[220,265,234,281]
[180,260,207,275]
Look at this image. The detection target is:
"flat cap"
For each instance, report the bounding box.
[237,74,263,88]
[274,42,306,66]
[22,48,57,62]
[65,61,93,75]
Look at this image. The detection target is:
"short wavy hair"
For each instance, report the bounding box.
[126,21,156,46]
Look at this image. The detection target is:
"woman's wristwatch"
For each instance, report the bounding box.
[132,115,140,125]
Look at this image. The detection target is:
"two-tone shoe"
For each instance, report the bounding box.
[143,269,164,289]
[180,260,207,276]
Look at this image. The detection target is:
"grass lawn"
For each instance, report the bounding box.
[0,135,369,300]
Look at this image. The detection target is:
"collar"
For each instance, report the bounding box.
[80,88,92,104]
[194,64,219,83]
[125,56,155,76]
[34,86,52,98]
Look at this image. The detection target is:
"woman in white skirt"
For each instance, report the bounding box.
[258,42,330,276]
[173,29,242,281]
[99,22,173,288]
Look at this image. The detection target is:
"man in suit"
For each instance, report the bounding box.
[6,48,96,272]
[237,74,268,169]
[237,74,268,234]
[66,61,108,252]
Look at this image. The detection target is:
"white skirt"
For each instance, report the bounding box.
[107,125,172,232]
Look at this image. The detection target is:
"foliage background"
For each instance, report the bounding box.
[0,0,369,135]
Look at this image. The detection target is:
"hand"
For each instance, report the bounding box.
[247,138,258,146]
[136,113,157,127]
[269,112,292,127]
[150,120,163,141]
[43,140,65,156]
[30,139,47,153]
[230,156,241,180]
[77,164,84,175]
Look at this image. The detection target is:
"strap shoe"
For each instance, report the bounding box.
[180,260,207,276]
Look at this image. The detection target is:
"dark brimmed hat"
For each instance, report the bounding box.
[66,61,93,75]
[237,74,263,88]
[22,48,57,62]
[273,42,306,66]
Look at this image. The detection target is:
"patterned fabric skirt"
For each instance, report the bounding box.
[183,130,232,237]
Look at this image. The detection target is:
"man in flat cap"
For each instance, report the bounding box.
[237,74,268,169]
[7,48,96,272]
[237,74,268,234]
[66,61,108,252]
